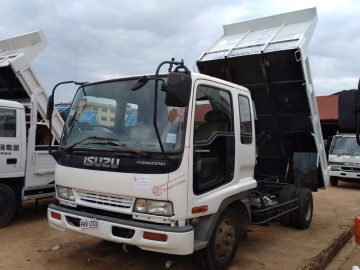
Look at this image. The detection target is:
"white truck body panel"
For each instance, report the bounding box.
[186,76,257,217]
[0,101,26,178]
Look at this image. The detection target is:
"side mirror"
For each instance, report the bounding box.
[164,72,192,107]
[46,95,54,120]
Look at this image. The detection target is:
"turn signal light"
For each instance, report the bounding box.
[143,232,168,242]
[192,205,208,214]
[355,217,360,245]
[50,211,61,220]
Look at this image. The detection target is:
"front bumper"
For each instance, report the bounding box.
[330,170,360,180]
[48,204,194,255]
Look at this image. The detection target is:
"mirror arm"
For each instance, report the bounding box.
[47,80,87,156]
[153,59,188,164]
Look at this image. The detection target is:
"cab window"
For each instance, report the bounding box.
[238,95,253,144]
[0,108,16,137]
[193,85,235,194]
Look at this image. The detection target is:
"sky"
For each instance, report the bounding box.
[0,0,359,102]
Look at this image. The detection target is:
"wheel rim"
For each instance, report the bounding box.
[214,218,236,259]
[304,196,312,222]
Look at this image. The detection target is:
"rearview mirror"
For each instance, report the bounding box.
[46,95,54,120]
[164,72,192,107]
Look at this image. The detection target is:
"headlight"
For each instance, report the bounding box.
[331,165,341,171]
[56,185,75,201]
[133,199,173,216]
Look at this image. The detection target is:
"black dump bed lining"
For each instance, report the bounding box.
[198,49,320,187]
[0,66,29,101]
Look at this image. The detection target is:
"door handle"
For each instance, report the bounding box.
[7,158,17,165]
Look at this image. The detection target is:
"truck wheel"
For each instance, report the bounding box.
[293,188,313,229]
[330,176,338,187]
[195,208,240,270]
[0,184,17,228]
[278,187,295,227]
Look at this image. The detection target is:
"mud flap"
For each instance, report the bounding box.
[293,152,318,191]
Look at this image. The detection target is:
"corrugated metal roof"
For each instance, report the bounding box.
[316,95,338,121]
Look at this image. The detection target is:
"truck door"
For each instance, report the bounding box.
[0,107,22,175]
[192,84,235,194]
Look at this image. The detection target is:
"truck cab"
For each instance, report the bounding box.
[47,71,256,257]
[0,100,26,178]
[329,134,360,186]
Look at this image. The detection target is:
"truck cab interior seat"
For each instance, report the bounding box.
[194,110,229,141]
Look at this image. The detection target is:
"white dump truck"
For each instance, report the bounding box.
[328,134,360,186]
[47,8,328,270]
[0,31,64,227]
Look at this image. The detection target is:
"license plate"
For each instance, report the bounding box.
[79,218,97,229]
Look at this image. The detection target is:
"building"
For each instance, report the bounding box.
[316,94,339,139]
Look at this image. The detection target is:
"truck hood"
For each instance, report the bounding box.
[329,155,360,164]
[55,164,169,201]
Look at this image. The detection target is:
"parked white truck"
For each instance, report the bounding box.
[0,31,64,227]
[328,134,360,186]
[47,8,328,269]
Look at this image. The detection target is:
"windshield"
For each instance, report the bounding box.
[329,136,360,156]
[61,77,187,153]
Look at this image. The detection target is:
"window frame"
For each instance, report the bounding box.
[192,83,235,195]
[238,94,253,144]
[193,84,234,143]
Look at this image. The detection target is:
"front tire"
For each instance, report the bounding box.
[196,208,240,270]
[0,184,17,228]
[330,176,339,187]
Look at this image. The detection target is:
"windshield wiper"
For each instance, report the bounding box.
[61,136,108,153]
[337,152,349,157]
[105,140,142,155]
[61,136,143,155]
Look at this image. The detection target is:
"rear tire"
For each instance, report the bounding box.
[330,176,339,187]
[0,184,17,228]
[278,187,295,227]
[293,187,313,229]
[195,208,240,270]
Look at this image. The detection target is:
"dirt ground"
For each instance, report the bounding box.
[327,232,360,269]
[1,182,360,270]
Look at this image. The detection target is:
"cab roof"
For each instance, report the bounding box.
[0,99,24,109]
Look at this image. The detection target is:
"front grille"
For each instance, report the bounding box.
[76,190,134,212]
[341,166,360,172]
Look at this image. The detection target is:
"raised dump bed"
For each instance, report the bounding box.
[0,30,63,141]
[197,8,328,189]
